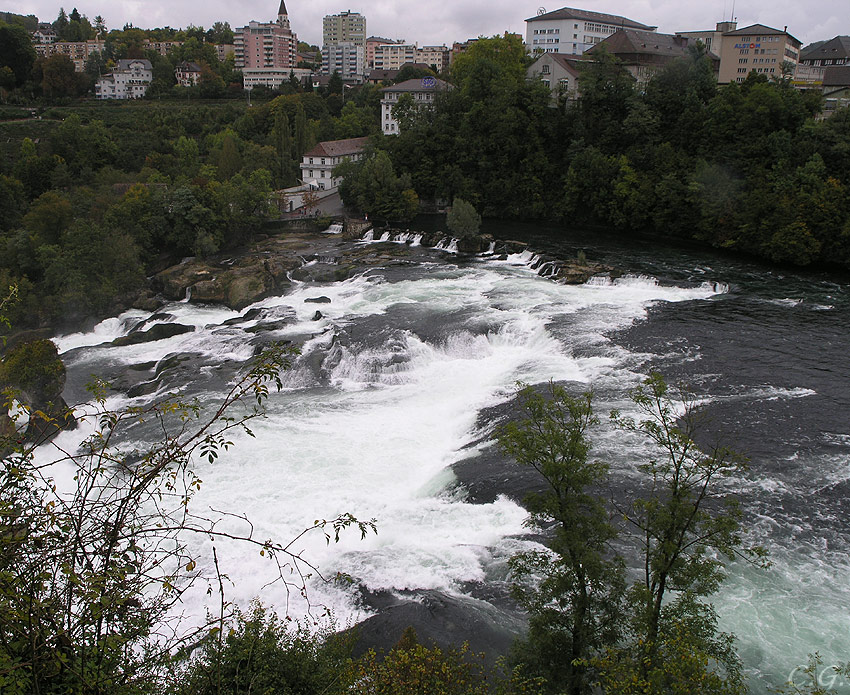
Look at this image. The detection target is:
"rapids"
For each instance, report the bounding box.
[52,222,849,692]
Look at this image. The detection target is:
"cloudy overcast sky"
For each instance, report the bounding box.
[5,1,845,47]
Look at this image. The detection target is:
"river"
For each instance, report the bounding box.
[51,221,849,691]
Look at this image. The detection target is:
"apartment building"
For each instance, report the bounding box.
[34,40,105,72]
[234,1,298,70]
[366,36,397,69]
[374,43,417,70]
[323,11,366,48]
[322,43,365,81]
[525,6,655,55]
[416,45,450,72]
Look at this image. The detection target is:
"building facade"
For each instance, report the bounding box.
[300,136,370,190]
[95,59,152,99]
[323,11,366,48]
[381,77,451,134]
[525,7,655,55]
[366,36,397,69]
[234,1,298,70]
[321,43,365,80]
[794,36,850,86]
[242,67,313,90]
[717,23,801,83]
[373,43,417,70]
[34,40,105,72]
[175,61,202,86]
[416,45,450,72]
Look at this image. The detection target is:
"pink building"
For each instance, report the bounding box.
[235,1,298,70]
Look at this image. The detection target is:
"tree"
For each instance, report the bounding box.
[0,21,37,87]
[446,197,482,239]
[216,132,243,180]
[603,372,764,693]
[499,384,624,695]
[40,53,87,98]
[337,150,419,222]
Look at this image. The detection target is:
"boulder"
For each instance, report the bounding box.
[111,323,194,347]
[305,296,332,304]
[0,339,76,445]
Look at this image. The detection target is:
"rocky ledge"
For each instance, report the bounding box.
[143,226,615,313]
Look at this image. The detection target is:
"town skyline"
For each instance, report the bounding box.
[3,0,846,48]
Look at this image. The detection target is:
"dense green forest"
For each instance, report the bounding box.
[376,34,850,269]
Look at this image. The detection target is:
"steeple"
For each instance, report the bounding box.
[277,0,290,30]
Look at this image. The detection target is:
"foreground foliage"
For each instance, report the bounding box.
[499,374,760,694]
[0,342,374,693]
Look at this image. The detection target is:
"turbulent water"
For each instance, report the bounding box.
[50,222,849,692]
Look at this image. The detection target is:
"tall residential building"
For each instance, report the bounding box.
[323,10,366,48]
[525,7,656,55]
[716,23,801,83]
[235,1,298,70]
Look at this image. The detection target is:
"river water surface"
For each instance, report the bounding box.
[52,222,849,691]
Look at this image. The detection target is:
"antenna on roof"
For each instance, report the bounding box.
[537,7,546,16]
[730,0,735,22]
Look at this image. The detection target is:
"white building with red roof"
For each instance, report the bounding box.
[300,136,370,190]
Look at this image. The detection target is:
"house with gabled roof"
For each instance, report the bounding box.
[527,52,585,99]
[300,136,370,191]
[525,6,655,56]
[175,61,202,87]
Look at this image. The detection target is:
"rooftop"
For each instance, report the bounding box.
[381,77,452,93]
[526,6,655,31]
[723,23,801,46]
[303,136,370,158]
[594,29,689,57]
[801,36,850,62]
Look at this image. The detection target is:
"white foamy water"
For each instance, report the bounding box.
[53,251,842,691]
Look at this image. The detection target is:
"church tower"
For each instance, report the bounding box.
[277,0,290,30]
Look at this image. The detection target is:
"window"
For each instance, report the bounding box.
[542,64,550,74]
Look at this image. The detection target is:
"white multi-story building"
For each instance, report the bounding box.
[242,67,313,90]
[321,43,365,80]
[381,77,452,135]
[373,43,417,70]
[525,6,655,55]
[95,59,152,99]
[300,136,369,190]
[323,10,366,48]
